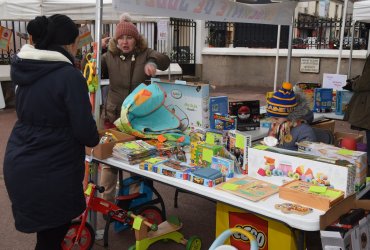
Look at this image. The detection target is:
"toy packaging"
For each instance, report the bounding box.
[211,156,235,178]
[229,100,260,131]
[152,78,210,133]
[227,130,251,173]
[213,114,236,131]
[209,96,228,129]
[216,176,279,202]
[193,143,224,167]
[279,180,344,211]
[153,159,196,180]
[297,141,367,192]
[296,82,321,111]
[139,156,168,171]
[335,90,353,115]
[190,167,225,187]
[313,88,333,112]
[112,140,157,164]
[248,146,356,196]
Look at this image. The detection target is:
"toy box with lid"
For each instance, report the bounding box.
[248,146,356,196]
[296,141,367,192]
[152,78,210,133]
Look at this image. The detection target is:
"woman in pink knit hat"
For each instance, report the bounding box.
[100,13,170,202]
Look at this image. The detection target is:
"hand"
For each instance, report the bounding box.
[102,37,110,49]
[144,63,157,76]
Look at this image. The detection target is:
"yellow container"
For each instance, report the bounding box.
[216,202,297,250]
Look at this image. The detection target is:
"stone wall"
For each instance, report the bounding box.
[200,48,368,87]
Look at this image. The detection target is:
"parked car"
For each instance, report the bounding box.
[334,37,367,50]
[304,37,318,49]
[292,38,308,49]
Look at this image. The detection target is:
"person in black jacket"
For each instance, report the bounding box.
[3,14,99,250]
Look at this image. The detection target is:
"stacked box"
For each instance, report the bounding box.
[154,159,196,180]
[193,143,224,167]
[297,141,367,192]
[336,90,353,115]
[229,100,260,131]
[209,96,228,129]
[313,88,333,113]
[213,114,236,131]
[153,78,210,133]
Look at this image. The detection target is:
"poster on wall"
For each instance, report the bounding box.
[78,25,93,48]
[322,73,347,91]
[157,20,168,41]
[0,26,12,50]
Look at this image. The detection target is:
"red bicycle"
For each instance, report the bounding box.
[61,183,163,250]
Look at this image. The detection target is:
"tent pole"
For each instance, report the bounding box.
[285,17,293,83]
[274,25,281,91]
[94,0,103,128]
[337,0,349,74]
[348,20,355,78]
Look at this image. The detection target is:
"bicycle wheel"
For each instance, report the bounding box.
[62,220,95,250]
[135,205,164,225]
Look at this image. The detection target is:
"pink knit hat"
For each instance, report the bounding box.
[115,13,139,40]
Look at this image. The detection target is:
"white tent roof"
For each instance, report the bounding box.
[0,0,166,21]
[353,0,370,23]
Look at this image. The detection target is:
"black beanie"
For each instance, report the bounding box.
[27,14,79,49]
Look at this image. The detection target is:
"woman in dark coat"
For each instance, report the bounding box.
[3,14,99,250]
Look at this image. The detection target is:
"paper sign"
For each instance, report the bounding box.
[78,25,93,48]
[322,73,347,91]
[0,26,12,50]
[125,142,140,149]
[133,216,143,230]
[309,185,327,193]
[324,190,342,199]
[253,145,269,150]
[235,134,245,149]
[157,20,168,41]
[337,149,354,156]
[202,148,213,162]
[222,183,240,191]
[206,134,215,145]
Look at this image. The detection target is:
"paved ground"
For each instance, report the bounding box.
[0,85,365,249]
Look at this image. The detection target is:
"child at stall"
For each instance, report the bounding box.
[266,82,317,151]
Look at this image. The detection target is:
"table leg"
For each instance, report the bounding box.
[0,81,6,109]
[291,228,305,250]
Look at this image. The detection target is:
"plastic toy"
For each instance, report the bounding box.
[61,182,164,250]
[128,213,201,250]
[209,227,258,250]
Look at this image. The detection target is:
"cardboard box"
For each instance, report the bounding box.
[334,131,364,146]
[279,180,344,211]
[152,78,210,133]
[248,146,356,195]
[320,194,370,250]
[311,119,335,133]
[297,141,367,192]
[85,129,135,159]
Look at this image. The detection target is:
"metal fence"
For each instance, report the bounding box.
[0,18,197,75]
[205,15,369,49]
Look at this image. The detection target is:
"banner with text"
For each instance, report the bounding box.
[113,0,296,26]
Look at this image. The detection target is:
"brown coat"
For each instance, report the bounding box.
[101,37,170,122]
[344,55,370,130]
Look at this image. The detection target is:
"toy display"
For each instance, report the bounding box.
[227,130,251,173]
[229,100,260,131]
[153,159,197,180]
[209,96,228,129]
[274,203,313,215]
[313,88,333,113]
[216,176,279,202]
[139,157,168,171]
[279,180,344,211]
[193,143,224,167]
